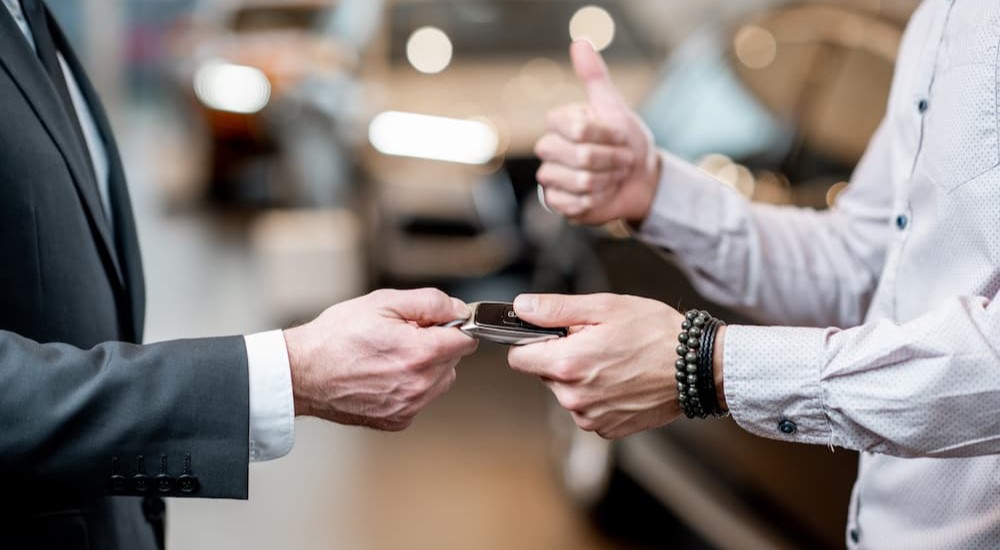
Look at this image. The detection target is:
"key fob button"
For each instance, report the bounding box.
[501,306,524,327]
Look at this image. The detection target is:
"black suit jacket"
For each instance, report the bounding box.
[0,9,251,550]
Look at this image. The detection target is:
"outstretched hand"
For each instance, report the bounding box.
[507,293,685,439]
[284,288,478,431]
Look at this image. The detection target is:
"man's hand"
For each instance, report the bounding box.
[506,293,686,439]
[283,288,477,431]
[534,41,660,225]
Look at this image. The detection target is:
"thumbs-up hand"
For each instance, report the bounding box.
[534,41,660,225]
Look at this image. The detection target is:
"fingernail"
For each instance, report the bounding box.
[514,295,537,314]
[451,298,469,317]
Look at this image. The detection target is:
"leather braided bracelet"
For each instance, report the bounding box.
[675,309,727,418]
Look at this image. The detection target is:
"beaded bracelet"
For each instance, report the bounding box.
[698,317,724,417]
[675,309,726,418]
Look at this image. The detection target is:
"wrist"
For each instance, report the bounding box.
[283,327,314,417]
[625,151,662,226]
[713,326,727,412]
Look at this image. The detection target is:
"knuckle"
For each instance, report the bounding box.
[384,416,411,432]
[558,391,584,412]
[552,356,579,381]
[577,416,599,432]
[533,139,548,159]
[369,288,392,302]
[413,375,435,396]
[576,146,595,168]
[407,347,435,371]
[536,163,553,184]
[415,286,447,308]
[593,293,617,309]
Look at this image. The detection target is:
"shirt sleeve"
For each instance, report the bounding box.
[723,292,1000,458]
[244,330,295,462]
[637,120,895,328]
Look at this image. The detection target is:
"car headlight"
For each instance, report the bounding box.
[194,60,271,114]
[368,111,499,165]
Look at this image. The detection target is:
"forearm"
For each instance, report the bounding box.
[638,150,890,327]
[0,331,250,498]
[714,295,1000,458]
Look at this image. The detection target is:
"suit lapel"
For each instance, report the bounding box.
[0,10,125,288]
[47,13,146,342]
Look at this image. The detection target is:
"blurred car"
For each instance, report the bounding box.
[539,2,919,548]
[169,0,359,203]
[355,0,661,287]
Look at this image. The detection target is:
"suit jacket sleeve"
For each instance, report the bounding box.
[0,331,250,499]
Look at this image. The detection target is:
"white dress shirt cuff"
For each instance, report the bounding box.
[723,325,833,447]
[244,330,295,462]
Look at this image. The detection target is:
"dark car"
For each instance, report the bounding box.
[168,0,359,204]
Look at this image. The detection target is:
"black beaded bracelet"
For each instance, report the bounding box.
[697,317,723,417]
[675,309,726,419]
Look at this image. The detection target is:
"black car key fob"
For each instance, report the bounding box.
[450,301,568,345]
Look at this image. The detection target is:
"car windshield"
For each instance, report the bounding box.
[230,5,329,33]
[390,0,653,63]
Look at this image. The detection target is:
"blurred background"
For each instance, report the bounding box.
[49,0,919,548]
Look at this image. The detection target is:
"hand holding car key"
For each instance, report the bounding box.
[443,302,568,345]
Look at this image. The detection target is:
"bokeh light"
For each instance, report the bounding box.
[734,25,777,69]
[569,6,616,51]
[406,26,454,74]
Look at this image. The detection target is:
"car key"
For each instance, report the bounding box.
[445,301,567,345]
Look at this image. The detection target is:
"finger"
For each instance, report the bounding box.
[422,363,459,405]
[535,133,634,171]
[571,40,628,113]
[513,293,613,328]
[537,162,626,195]
[570,411,599,432]
[507,338,579,381]
[541,187,593,218]
[377,288,469,325]
[546,103,626,145]
[423,325,479,358]
[540,186,618,224]
[544,380,591,414]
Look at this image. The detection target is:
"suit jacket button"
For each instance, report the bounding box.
[177,474,200,494]
[133,473,151,493]
[110,474,128,493]
[155,474,175,494]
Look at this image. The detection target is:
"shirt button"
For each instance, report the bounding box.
[778,419,797,434]
[917,99,929,113]
[896,214,908,230]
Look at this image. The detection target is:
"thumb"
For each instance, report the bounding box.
[571,40,627,113]
[378,288,469,326]
[513,293,606,328]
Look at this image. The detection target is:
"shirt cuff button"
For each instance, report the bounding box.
[778,419,797,434]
